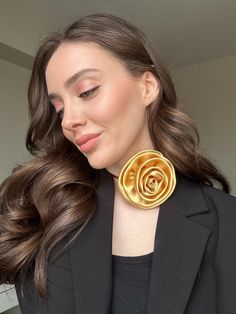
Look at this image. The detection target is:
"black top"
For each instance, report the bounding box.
[110,252,153,314]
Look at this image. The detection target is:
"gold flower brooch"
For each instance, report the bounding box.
[116,150,176,209]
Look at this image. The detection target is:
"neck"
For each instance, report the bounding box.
[106,141,155,178]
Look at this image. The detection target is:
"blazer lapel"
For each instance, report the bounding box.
[69,169,211,314]
[69,168,114,314]
[146,175,211,314]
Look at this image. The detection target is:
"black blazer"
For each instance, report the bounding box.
[16,169,236,314]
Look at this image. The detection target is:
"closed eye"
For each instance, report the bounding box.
[57,107,64,119]
[79,86,100,98]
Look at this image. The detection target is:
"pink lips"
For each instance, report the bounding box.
[76,133,101,153]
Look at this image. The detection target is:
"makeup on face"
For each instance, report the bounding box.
[45,42,155,173]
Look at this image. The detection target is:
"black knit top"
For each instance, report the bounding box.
[110,251,153,314]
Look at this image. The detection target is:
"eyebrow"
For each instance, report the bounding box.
[48,68,100,100]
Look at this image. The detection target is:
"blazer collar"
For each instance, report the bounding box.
[69,169,211,314]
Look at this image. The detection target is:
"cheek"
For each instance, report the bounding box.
[94,83,138,124]
[62,129,74,143]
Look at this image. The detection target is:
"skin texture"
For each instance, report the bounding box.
[45,41,160,176]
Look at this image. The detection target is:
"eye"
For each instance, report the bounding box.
[79,86,99,98]
[56,107,64,119]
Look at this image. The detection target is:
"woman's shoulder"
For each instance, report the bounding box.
[176,174,236,225]
[199,182,236,230]
[200,181,236,210]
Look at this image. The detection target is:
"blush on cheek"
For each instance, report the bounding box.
[98,83,135,121]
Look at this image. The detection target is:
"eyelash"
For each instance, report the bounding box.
[55,86,100,119]
[57,108,64,119]
[79,86,99,98]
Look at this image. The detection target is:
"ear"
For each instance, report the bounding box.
[141,71,160,108]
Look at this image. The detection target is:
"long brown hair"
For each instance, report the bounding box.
[0,13,230,298]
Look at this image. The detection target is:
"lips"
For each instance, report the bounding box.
[76,133,101,145]
[76,133,101,153]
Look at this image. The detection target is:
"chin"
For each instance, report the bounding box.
[86,155,109,170]
[86,152,117,171]
[88,162,105,170]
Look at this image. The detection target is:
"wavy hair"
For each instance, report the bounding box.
[0,13,230,297]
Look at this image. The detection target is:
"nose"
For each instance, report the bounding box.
[61,105,87,131]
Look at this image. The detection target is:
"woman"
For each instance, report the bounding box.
[0,13,236,314]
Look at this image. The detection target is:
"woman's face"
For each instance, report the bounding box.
[45,41,159,175]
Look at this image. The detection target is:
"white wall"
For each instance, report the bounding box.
[0,58,30,313]
[171,54,236,195]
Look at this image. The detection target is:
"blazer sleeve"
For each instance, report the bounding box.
[15,249,75,314]
[202,185,236,313]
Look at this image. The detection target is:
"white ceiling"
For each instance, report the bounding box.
[0,0,236,68]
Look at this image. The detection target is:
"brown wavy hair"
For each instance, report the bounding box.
[0,13,230,298]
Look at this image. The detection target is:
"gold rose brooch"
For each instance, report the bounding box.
[117,150,176,209]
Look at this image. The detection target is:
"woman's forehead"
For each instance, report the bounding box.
[45,42,129,85]
[48,41,120,70]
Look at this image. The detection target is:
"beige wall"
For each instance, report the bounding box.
[0,58,30,313]
[171,54,236,195]
[0,59,30,182]
[0,1,56,56]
